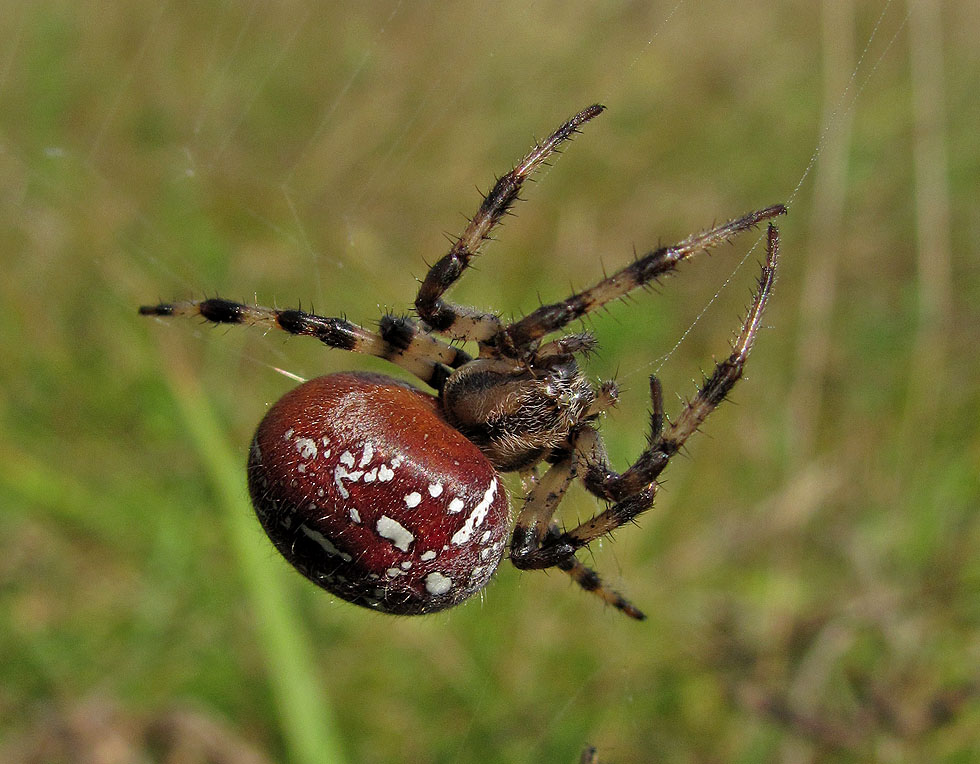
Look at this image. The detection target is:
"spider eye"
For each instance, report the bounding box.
[246,372,510,615]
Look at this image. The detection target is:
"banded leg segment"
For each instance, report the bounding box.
[527,224,780,565]
[415,104,606,342]
[656,224,779,454]
[139,298,470,390]
[556,554,646,621]
[495,205,786,353]
[510,427,645,620]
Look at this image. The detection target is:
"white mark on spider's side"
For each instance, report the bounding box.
[334,464,364,499]
[299,524,352,562]
[363,468,378,483]
[349,507,361,524]
[400,560,412,570]
[424,572,452,596]
[428,483,443,497]
[420,550,437,562]
[489,541,505,561]
[284,428,295,440]
[451,479,498,546]
[404,492,422,509]
[391,455,404,468]
[377,464,395,482]
[294,437,318,460]
[386,567,403,579]
[339,450,355,468]
[480,530,492,544]
[376,515,414,552]
[297,463,307,473]
[359,442,374,467]
[448,498,465,514]
[480,547,492,560]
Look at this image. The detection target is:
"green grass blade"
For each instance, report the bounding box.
[169,370,348,764]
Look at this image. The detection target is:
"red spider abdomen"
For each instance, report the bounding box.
[247,372,510,615]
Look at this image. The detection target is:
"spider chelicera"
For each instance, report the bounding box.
[141,104,785,620]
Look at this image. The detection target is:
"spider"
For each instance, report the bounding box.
[141,104,785,620]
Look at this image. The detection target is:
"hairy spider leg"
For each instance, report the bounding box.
[138,298,470,390]
[510,224,779,609]
[557,551,646,620]
[582,376,667,504]
[509,432,645,619]
[560,224,780,552]
[494,205,787,354]
[415,104,605,342]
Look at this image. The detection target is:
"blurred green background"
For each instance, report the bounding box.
[2,1,978,762]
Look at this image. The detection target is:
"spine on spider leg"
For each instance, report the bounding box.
[414,104,606,336]
[377,314,472,369]
[660,223,780,451]
[646,376,665,446]
[139,298,474,389]
[139,297,365,351]
[565,226,781,556]
[501,204,787,349]
[580,377,667,503]
[557,555,646,621]
[563,486,657,550]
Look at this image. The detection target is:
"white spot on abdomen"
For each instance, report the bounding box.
[451,480,499,546]
[333,464,364,499]
[404,492,422,508]
[424,571,452,596]
[376,515,415,552]
[299,524,352,562]
[294,437,318,460]
[359,442,374,467]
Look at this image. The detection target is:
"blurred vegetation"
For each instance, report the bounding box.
[1,1,978,762]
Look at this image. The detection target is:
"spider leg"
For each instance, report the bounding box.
[415,104,605,343]
[557,552,645,621]
[653,224,780,455]
[139,298,470,390]
[495,205,786,353]
[525,224,779,563]
[509,428,645,620]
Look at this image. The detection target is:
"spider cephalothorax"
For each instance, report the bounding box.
[441,354,597,471]
[141,104,785,620]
